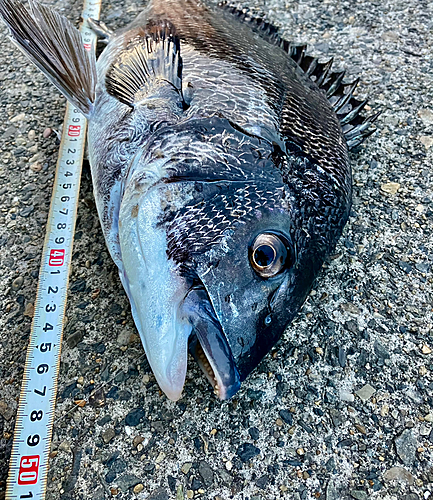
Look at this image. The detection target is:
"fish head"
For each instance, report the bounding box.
[189,151,351,390]
[188,183,325,392]
[118,118,349,400]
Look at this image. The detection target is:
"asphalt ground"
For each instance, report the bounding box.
[0,0,432,499]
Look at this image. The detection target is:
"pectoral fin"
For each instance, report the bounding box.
[0,0,96,116]
[105,20,185,109]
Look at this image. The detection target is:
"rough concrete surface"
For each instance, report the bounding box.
[0,0,432,499]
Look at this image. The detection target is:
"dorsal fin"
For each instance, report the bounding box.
[105,20,184,109]
[218,1,378,150]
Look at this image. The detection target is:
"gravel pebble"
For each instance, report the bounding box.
[350,490,368,500]
[147,487,169,500]
[124,407,145,426]
[101,428,116,444]
[418,108,433,125]
[383,467,415,485]
[58,441,71,453]
[355,384,376,402]
[198,461,214,487]
[420,136,433,149]
[395,429,417,466]
[421,344,432,354]
[0,400,14,421]
[340,390,354,402]
[116,474,141,491]
[278,409,293,425]
[181,462,192,474]
[43,127,52,138]
[380,182,400,194]
[133,483,144,494]
[11,275,23,291]
[236,443,261,462]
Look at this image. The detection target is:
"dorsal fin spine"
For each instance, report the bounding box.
[218,0,378,150]
[326,72,347,98]
[339,99,367,126]
[314,59,333,87]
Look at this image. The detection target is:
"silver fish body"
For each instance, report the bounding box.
[0,0,376,399]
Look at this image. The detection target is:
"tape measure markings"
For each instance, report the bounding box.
[5,1,101,498]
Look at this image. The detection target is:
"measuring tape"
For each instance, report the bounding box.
[6,1,101,498]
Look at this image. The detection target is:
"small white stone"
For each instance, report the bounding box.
[58,440,71,453]
[419,425,430,436]
[383,466,414,485]
[381,182,400,195]
[419,366,428,376]
[420,136,433,149]
[133,484,144,494]
[421,344,432,354]
[30,162,42,173]
[356,384,376,402]
[340,391,355,402]
[10,112,26,123]
[73,412,82,424]
[418,108,433,125]
[380,404,389,416]
[181,462,192,474]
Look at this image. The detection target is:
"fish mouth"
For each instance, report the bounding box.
[119,260,240,401]
[183,287,241,400]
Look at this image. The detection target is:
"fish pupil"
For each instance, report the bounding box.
[254,245,275,267]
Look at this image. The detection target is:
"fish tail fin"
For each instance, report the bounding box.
[0,0,96,116]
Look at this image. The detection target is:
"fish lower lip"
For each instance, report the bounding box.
[184,287,241,400]
[189,331,241,400]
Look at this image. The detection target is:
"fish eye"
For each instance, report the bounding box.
[249,233,291,278]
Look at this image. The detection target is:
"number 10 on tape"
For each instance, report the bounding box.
[6,1,101,498]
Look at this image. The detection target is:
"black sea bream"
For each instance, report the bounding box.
[0,0,377,400]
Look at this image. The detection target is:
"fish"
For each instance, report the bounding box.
[0,0,377,400]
